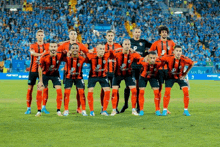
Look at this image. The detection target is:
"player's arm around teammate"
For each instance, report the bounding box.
[159,45,196,116]
[86,44,111,116]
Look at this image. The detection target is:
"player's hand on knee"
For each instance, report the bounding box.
[38,82,44,90]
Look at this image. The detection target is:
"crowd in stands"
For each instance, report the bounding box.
[0,0,219,73]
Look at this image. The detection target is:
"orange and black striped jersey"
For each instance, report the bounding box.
[159,55,193,79]
[64,55,87,79]
[114,51,141,76]
[29,43,49,72]
[138,58,163,78]
[149,39,175,70]
[39,51,64,76]
[86,52,110,77]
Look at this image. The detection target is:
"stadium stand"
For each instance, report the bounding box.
[0,0,219,73]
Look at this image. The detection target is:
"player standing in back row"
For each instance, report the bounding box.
[120,27,152,113]
[149,25,175,113]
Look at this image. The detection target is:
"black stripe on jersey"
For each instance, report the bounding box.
[177,59,181,78]
[161,41,163,52]
[172,58,176,78]
[126,54,130,76]
[166,41,168,55]
[75,58,79,78]
[30,55,34,72]
[70,57,73,79]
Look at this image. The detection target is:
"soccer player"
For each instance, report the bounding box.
[62,43,87,116]
[25,30,50,115]
[149,25,175,113]
[121,27,152,113]
[86,43,111,116]
[36,42,64,116]
[99,30,122,113]
[58,29,88,113]
[137,52,164,116]
[159,45,195,116]
[111,39,141,116]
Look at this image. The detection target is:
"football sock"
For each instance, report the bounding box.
[124,87,130,106]
[64,89,71,110]
[56,89,62,110]
[26,89,33,107]
[42,88,48,106]
[36,90,42,111]
[76,88,81,109]
[153,89,160,111]
[112,89,118,109]
[182,87,189,109]
[87,92,94,111]
[130,88,137,109]
[139,89,145,111]
[163,87,171,109]
[103,90,110,111]
[78,89,86,110]
[100,89,104,107]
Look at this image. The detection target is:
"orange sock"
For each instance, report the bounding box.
[76,88,81,109]
[36,90,42,110]
[64,89,71,110]
[87,92,94,111]
[103,90,110,111]
[154,89,160,111]
[78,89,86,110]
[100,89,104,106]
[26,89,33,107]
[139,89,145,111]
[163,87,171,109]
[56,89,62,110]
[130,88,137,109]
[42,88,48,106]
[112,89,118,109]
[182,87,189,109]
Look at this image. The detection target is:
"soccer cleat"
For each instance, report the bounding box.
[41,107,50,114]
[63,110,69,116]
[162,110,168,116]
[139,110,144,116]
[100,107,103,114]
[167,110,171,114]
[35,112,41,117]
[57,111,63,116]
[116,108,119,114]
[155,110,161,116]
[132,109,139,116]
[183,110,191,116]
[120,105,128,113]
[82,110,88,116]
[25,108,31,114]
[111,110,117,116]
[76,108,82,114]
[101,111,109,116]
[90,111,95,116]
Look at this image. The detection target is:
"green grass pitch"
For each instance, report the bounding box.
[0,80,219,146]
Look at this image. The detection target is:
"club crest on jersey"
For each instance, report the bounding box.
[103,60,106,64]
[139,42,143,46]
[77,63,81,67]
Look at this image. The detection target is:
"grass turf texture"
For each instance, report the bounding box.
[0,80,219,147]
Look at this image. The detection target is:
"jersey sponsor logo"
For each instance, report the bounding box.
[49,65,54,71]
[179,65,182,69]
[139,42,143,46]
[57,60,59,64]
[154,68,157,71]
[128,60,131,63]
[162,50,166,55]
[168,46,170,50]
[103,60,106,64]
[171,68,176,74]
[77,63,81,67]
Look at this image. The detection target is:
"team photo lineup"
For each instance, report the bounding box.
[25,26,195,117]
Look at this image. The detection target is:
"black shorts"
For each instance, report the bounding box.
[132,68,142,81]
[64,78,85,89]
[113,76,136,87]
[88,77,110,88]
[28,72,39,85]
[165,78,188,89]
[158,69,168,84]
[43,75,61,87]
[63,70,67,84]
[107,73,114,88]
[139,76,159,88]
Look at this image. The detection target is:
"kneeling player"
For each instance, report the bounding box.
[138,51,163,116]
[87,43,111,116]
[37,42,64,116]
[160,45,195,116]
[63,43,87,116]
[111,39,141,116]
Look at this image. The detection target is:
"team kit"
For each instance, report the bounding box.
[25,26,195,117]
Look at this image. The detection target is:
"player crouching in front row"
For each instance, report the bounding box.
[37,42,64,116]
[160,45,196,116]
